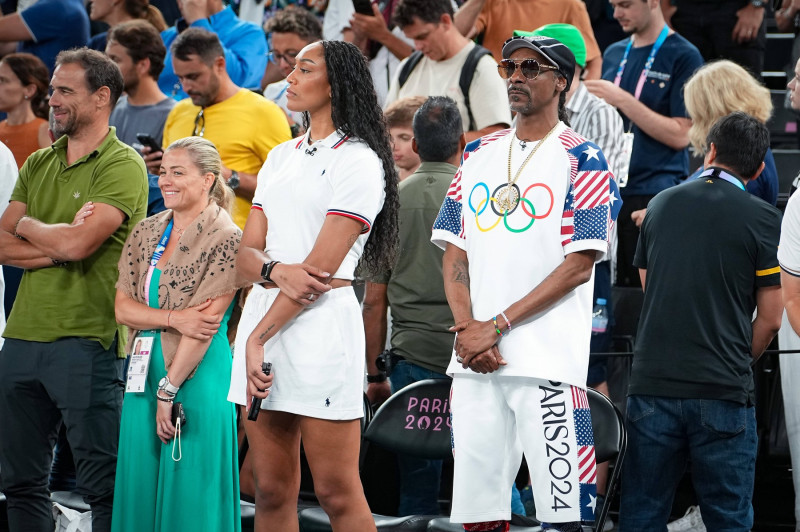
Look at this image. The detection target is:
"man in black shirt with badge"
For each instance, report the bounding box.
[620,111,783,531]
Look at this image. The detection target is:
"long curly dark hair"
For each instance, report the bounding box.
[320,40,399,277]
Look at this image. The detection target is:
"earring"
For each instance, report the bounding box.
[23,95,29,100]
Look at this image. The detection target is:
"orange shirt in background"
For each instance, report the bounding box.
[0,118,48,169]
[475,0,601,66]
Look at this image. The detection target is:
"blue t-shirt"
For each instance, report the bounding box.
[159,6,267,100]
[688,148,778,206]
[17,0,89,74]
[87,31,108,53]
[602,33,703,197]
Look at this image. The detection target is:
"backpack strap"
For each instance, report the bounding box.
[399,45,493,132]
[397,51,424,88]
[459,45,492,132]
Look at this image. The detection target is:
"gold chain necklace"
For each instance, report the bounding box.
[497,123,559,214]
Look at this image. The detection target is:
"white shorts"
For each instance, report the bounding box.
[228,284,365,420]
[449,374,596,524]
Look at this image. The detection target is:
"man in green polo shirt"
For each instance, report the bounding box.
[362,96,465,515]
[0,48,147,532]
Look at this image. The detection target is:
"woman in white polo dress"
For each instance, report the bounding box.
[227,40,399,531]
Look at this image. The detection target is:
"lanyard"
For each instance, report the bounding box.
[701,167,746,191]
[143,220,174,299]
[276,83,289,101]
[614,25,670,101]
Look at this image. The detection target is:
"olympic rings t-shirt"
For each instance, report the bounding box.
[431,123,620,385]
[252,130,385,280]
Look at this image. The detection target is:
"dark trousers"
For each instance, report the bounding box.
[619,396,757,531]
[672,0,766,78]
[0,337,123,532]
[616,194,654,288]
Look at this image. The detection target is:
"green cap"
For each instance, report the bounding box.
[514,23,586,69]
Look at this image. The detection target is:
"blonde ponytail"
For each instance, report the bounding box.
[210,173,234,213]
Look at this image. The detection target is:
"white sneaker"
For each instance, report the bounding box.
[666,506,707,532]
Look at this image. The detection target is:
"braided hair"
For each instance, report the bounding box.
[557,89,570,127]
[319,40,399,277]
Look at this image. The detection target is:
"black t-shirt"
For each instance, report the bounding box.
[631,171,781,405]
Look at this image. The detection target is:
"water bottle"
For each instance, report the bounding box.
[591,298,609,335]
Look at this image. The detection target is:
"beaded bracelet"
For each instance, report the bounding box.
[500,311,512,332]
[492,316,503,337]
[156,391,174,403]
[13,216,26,240]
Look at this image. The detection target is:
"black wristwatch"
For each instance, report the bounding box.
[750,0,765,7]
[366,373,387,383]
[260,260,280,283]
[227,170,240,190]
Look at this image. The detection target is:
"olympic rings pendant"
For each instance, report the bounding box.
[493,184,520,215]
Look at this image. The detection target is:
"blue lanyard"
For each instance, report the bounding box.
[276,82,289,101]
[614,25,670,100]
[143,220,174,299]
[701,167,746,191]
[150,220,174,267]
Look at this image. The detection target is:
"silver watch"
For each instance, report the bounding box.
[227,170,240,190]
[158,376,180,396]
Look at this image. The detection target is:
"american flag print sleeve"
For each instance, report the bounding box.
[558,129,622,258]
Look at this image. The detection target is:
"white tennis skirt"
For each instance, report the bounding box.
[228,284,365,420]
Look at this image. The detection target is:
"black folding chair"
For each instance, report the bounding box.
[299,379,453,532]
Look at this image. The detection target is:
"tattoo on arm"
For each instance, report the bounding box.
[346,232,359,249]
[258,324,275,342]
[452,258,470,287]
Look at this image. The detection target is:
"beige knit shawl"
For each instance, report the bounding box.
[116,202,250,376]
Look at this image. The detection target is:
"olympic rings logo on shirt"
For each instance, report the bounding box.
[467,182,554,233]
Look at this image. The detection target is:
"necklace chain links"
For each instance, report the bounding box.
[498,123,559,214]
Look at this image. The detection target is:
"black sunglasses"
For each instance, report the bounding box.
[193,109,205,137]
[497,59,559,80]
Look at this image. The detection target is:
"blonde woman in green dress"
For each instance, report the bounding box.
[111,136,248,532]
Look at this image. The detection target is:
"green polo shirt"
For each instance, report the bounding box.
[5,127,148,354]
[374,162,457,374]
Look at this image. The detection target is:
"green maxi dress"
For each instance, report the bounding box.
[111,268,241,532]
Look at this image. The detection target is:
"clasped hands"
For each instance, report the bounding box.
[450,319,507,374]
[269,262,332,305]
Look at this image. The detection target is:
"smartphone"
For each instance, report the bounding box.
[136,133,162,153]
[352,0,374,15]
[247,362,273,421]
[171,402,187,429]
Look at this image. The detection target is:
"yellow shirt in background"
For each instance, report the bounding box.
[163,89,292,227]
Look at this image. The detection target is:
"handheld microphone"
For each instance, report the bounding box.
[247,362,273,421]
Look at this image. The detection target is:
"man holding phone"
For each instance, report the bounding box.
[158,28,291,229]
